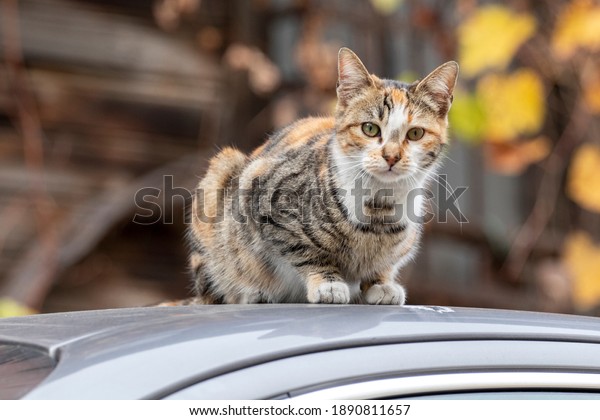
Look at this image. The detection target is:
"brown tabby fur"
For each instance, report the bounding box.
[183,48,458,305]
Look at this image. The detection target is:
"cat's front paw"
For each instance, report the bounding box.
[308,281,350,304]
[364,283,405,305]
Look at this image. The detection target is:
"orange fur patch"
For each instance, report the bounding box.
[245,158,271,179]
[283,117,334,150]
[250,143,267,158]
[390,89,407,106]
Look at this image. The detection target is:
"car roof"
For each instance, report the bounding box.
[1,305,600,399]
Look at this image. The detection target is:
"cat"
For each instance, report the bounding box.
[185,47,458,305]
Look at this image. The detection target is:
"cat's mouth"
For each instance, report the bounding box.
[369,167,413,183]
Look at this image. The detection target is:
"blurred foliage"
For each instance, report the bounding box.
[451,1,599,158]
[224,44,282,96]
[448,90,486,143]
[452,4,545,150]
[583,69,600,114]
[551,0,600,59]
[485,137,551,175]
[457,5,536,78]
[153,0,201,31]
[564,231,600,311]
[567,144,600,213]
[0,298,35,318]
[476,69,545,141]
[369,0,404,16]
[450,1,600,311]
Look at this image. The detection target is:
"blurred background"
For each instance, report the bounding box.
[0,0,599,317]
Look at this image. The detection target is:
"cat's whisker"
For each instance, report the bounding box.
[350,168,366,184]
[334,161,365,171]
[413,174,440,213]
[443,154,458,166]
[333,161,370,177]
[333,161,362,168]
[400,172,439,220]
[334,165,367,180]
[412,168,465,231]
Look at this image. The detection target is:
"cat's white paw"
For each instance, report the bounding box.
[364,283,405,305]
[239,291,263,304]
[308,281,350,304]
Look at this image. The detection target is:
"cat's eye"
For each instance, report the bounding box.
[361,122,381,137]
[407,127,425,141]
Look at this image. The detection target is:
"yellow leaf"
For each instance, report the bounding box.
[370,0,403,15]
[552,0,600,59]
[449,90,487,143]
[0,298,35,318]
[485,136,551,175]
[567,144,600,213]
[477,69,545,141]
[458,5,536,78]
[563,231,600,310]
[583,71,600,114]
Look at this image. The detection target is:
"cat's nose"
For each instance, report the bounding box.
[383,153,400,167]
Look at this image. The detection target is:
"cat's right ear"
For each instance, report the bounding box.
[337,48,374,104]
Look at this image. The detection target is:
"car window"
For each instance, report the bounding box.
[292,372,600,400]
[408,391,600,400]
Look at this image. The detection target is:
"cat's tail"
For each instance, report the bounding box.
[199,147,248,193]
[192,147,247,222]
[187,147,247,302]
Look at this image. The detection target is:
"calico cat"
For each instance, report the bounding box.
[186,48,458,305]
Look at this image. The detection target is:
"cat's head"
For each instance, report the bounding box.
[333,47,458,184]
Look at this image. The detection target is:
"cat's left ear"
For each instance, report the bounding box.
[416,61,459,117]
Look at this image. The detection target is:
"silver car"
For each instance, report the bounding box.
[2,305,600,399]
